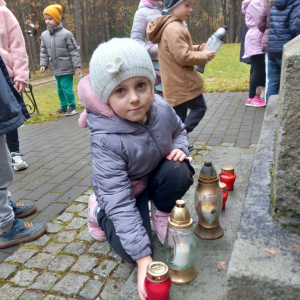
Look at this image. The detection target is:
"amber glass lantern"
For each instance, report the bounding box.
[194,162,224,240]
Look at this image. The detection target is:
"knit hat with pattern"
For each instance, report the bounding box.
[89,38,156,103]
[163,0,185,13]
[43,4,62,24]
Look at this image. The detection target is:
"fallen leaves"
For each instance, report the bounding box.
[292,245,300,248]
[217,261,228,271]
[264,249,276,254]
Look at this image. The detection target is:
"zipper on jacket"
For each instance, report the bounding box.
[140,123,163,159]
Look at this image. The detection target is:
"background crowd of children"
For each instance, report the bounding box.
[241,0,300,108]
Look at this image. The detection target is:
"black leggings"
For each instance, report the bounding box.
[97,159,195,263]
[173,94,207,134]
[6,129,19,153]
[249,54,265,98]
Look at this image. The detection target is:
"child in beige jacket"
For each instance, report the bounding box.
[147,0,215,150]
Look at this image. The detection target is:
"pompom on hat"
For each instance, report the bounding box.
[89,38,156,103]
[43,4,62,24]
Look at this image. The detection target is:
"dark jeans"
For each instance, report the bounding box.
[97,159,195,263]
[266,58,282,101]
[6,129,19,153]
[249,54,266,98]
[173,94,207,134]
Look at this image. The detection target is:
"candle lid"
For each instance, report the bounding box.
[198,161,219,184]
[146,262,170,283]
[169,200,193,229]
[219,182,227,191]
[221,165,235,174]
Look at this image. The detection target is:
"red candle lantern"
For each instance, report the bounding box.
[219,165,236,191]
[219,182,228,210]
[145,262,172,300]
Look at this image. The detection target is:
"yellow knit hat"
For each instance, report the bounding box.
[43,4,62,24]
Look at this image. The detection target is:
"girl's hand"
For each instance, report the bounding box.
[136,255,153,300]
[14,81,26,93]
[166,149,187,162]
[75,68,81,76]
[40,66,45,73]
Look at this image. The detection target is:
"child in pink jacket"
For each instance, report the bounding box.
[242,0,266,108]
[0,0,29,170]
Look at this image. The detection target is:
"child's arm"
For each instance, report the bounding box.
[66,32,82,73]
[167,27,210,67]
[91,137,152,260]
[289,3,300,37]
[40,34,49,72]
[131,10,158,61]
[5,9,29,89]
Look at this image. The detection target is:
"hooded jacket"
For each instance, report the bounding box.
[78,75,188,260]
[268,0,300,58]
[131,0,164,61]
[296,7,300,33]
[40,23,81,76]
[0,56,26,136]
[147,15,206,107]
[242,0,265,57]
[257,1,274,52]
[0,0,29,84]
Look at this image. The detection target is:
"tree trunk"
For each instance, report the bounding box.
[229,0,237,43]
[73,0,82,57]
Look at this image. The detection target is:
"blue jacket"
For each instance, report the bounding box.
[268,0,300,58]
[0,56,29,136]
[296,7,300,33]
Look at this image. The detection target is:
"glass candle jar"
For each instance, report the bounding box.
[145,262,171,300]
[219,165,236,191]
[219,182,228,210]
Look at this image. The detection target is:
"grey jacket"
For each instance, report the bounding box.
[78,75,188,260]
[40,23,81,76]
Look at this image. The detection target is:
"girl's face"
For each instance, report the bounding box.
[171,0,195,22]
[44,14,59,28]
[108,76,153,122]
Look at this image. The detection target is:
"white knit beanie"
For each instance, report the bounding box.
[89,38,156,103]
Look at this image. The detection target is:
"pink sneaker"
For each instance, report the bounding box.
[245,96,266,107]
[88,194,106,242]
[151,202,170,245]
[255,96,266,107]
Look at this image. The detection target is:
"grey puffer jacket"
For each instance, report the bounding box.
[40,23,81,76]
[78,75,188,260]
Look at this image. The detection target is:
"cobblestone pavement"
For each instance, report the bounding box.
[0,92,265,300]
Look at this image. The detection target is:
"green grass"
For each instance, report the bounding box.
[25,43,250,124]
[201,43,250,92]
[24,75,85,124]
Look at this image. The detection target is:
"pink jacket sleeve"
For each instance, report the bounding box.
[5,8,29,84]
[247,0,265,28]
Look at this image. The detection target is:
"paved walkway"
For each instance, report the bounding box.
[0,92,265,300]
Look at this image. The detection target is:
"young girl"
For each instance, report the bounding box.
[78,38,194,300]
[131,0,165,95]
[242,0,266,107]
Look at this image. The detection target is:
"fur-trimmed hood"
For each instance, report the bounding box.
[78,75,115,129]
